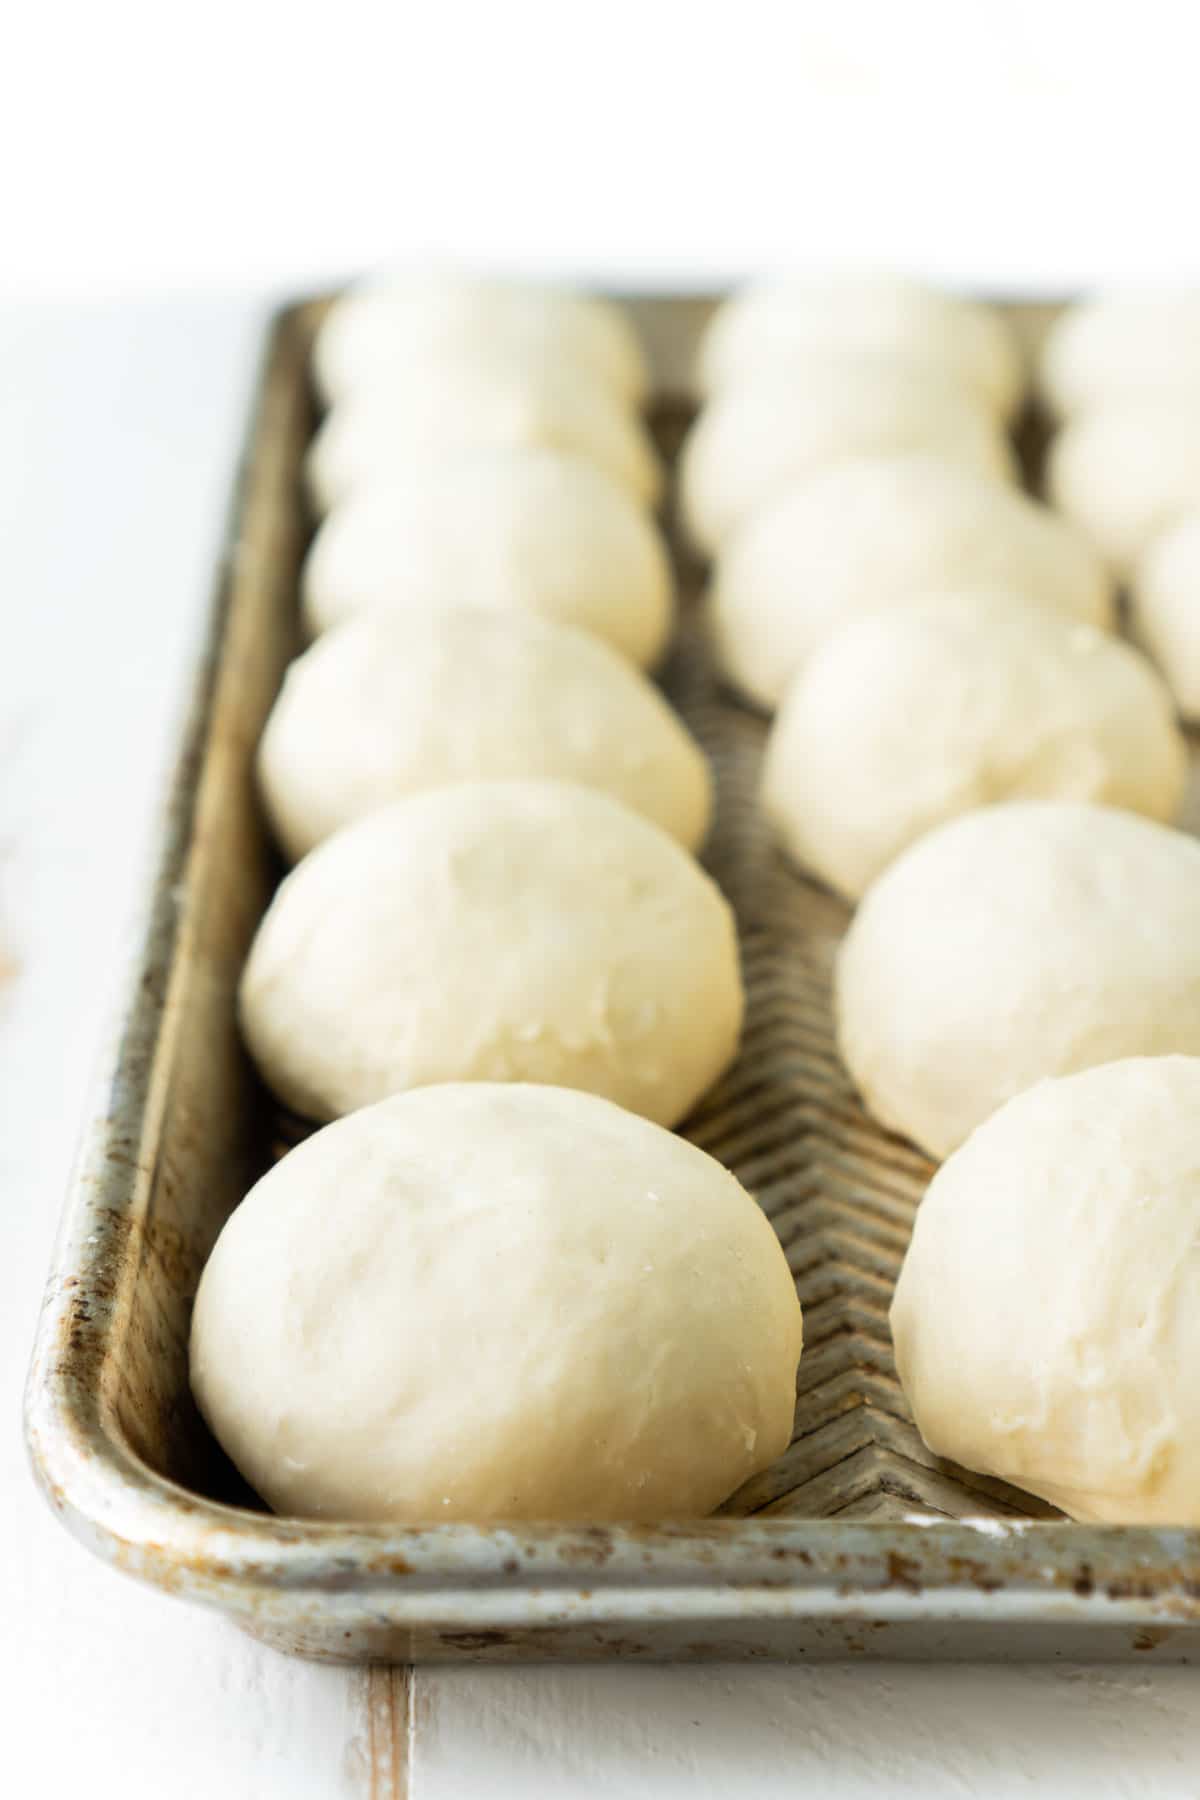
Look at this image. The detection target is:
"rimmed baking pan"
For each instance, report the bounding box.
[24,296,1200,1662]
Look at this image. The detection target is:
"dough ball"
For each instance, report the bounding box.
[241,780,743,1126]
[190,1082,803,1523]
[764,593,1185,901]
[259,607,712,862]
[306,363,662,514]
[891,1055,1200,1524]
[1131,512,1200,721]
[313,273,649,408]
[697,275,1024,418]
[709,454,1113,709]
[1046,403,1200,574]
[835,801,1200,1160]
[301,447,672,666]
[679,359,1016,554]
[1037,292,1200,418]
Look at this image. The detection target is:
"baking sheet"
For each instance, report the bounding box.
[23,296,1200,1661]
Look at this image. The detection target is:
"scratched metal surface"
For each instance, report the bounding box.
[22,297,1200,1661]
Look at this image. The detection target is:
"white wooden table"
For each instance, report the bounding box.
[4,300,1200,1798]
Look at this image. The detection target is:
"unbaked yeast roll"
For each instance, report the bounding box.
[307,360,662,514]
[241,781,742,1129]
[1046,401,1200,575]
[258,607,712,861]
[891,1057,1200,1525]
[835,802,1200,1160]
[308,274,659,513]
[707,454,1113,710]
[762,592,1185,902]
[696,274,1024,421]
[1037,291,1200,419]
[191,1083,802,1524]
[301,447,672,665]
[314,272,650,410]
[678,357,1016,554]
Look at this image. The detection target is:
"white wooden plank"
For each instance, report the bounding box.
[414,1665,1200,1799]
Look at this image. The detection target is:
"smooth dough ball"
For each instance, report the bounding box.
[259,607,712,861]
[835,801,1200,1161]
[301,447,672,665]
[764,593,1185,901]
[306,362,662,514]
[1046,403,1200,574]
[313,273,649,408]
[696,275,1024,419]
[1037,292,1200,418]
[241,780,743,1126]
[191,1082,803,1523]
[709,454,1114,708]
[892,1056,1200,1524]
[679,358,1017,554]
[1131,513,1200,721]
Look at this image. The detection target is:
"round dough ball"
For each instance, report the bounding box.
[891,1056,1200,1524]
[314,273,649,408]
[1131,512,1200,721]
[697,275,1024,419]
[1046,402,1200,574]
[259,607,712,861]
[301,447,672,665]
[191,1082,803,1523]
[679,359,1017,554]
[1037,292,1200,419]
[764,593,1185,901]
[709,454,1114,709]
[241,780,743,1126]
[306,363,662,515]
[835,801,1200,1161]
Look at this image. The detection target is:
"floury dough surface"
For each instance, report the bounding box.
[695,275,1025,419]
[891,1057,1200,1524]
[240,780,743,1127]
[258,607,712,860]
[301,447,672,667]
[312,273,650,408]
[707,454,1114,709]
[306,359,662,514]
[678,357,1017,554]
[835,801,1200,1160]
[762,592,1185,900]
[190,1083,803,1522]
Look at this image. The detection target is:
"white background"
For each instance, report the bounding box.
[8,0,1200,303]
[7,3,1200,1794]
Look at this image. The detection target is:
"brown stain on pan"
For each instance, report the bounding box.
[1132,1626,1175,1652]
[884,1552,924,1594]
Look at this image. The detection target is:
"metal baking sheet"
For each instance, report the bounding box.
[23,296,1200,1662]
